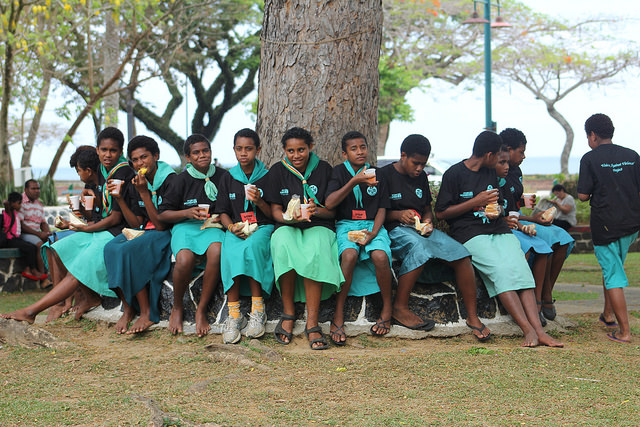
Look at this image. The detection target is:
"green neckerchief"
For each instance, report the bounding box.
[229,159,268,211]
[100,155,129,218]
[186,163,218,202]
[343,161,370,209]
[281,152,322,205]
[147,161,176,208]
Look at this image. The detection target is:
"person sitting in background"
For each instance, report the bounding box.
[1,192,46,281]
[18,179,51,282]
[549,184,577,231]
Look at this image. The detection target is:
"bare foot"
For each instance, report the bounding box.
[1,309,37,324]
[115,308,135,334]
[392,306,429,329]
[538,332,564,348]
[74,294,101,321]
[69,289,85,313]
[522,330,539,347]
[168,307,183,335]
[45,304,66,323]
[127,315,156,334]
[195,310,211,337]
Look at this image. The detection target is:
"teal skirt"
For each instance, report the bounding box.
[520,220,574,256]
[463,233,535,298]
[270,226,344,303]
[170,220,225,256]
[104,230,172,322]
[336,220,391,297]
[221,224,275,296]
[51,230,117,298]
[41,230,76,271]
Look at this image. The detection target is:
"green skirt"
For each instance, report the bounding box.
[221,224,275,296]
[170,220,225,256]
[270,226,344,302]
[51,230,117,298]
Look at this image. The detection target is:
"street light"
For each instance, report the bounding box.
[463,0,511,132]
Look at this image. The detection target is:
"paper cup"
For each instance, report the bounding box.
[508,211,520,218]
[244,184,257,201]
[198,203,210,216]
[84,195,95,211]
[364,168,376,183]
[523,193,535,208]
[300,204,311,220]
[69,195,80,210]
[110,179,124,196]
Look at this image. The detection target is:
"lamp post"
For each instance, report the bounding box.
[463,0,511,132]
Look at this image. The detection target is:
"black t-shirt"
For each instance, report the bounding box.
[158,168,229,216]
[326,163,389,221]
[98,164,137,235]
[378,163,433,232]
[434,161,510,243]
[131,173,177,226]
[504,166,524,211]
[263,159,334,231]
[499,177,517,214]
[214,172,273,226]
[577,144,640,245]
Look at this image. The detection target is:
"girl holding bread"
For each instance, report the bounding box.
[324,131,392,345]
[158,134,228,337]
[263,127,344,350]
[103,135,176,334]
[214,129,274,344]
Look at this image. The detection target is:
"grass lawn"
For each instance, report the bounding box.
[558,252,640,287]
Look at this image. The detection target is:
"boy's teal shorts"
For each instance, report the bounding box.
[594,232,638,289]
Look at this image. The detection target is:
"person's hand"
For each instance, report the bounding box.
[399,209,418,225]
[473,189,499,207]
[228,222,247,239]
[246,186,263,203]
[69,222,89,232]
[504,215,519,230]
[305,198,318,221]
[132,174,148,194]
[187,206,208,221]
[107,180,122,199]
[352,170,378,187]
[57,218,70,230]
[533,211,552,226]
[38,231,52,241]
[359,229,377,246]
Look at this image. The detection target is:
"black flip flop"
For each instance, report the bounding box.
[392,316,435,331]
[273,313,295,345]
[305,325,329,350]
[330,321,347,346]
[466,321,491,342]
[370,318,391,336]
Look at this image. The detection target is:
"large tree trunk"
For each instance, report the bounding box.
[377,122,390,156]
[545,101,574,176]
[257,0,383,166]
[103,12,119,127]
[21,68,53,167]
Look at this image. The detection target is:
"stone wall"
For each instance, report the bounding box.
[0,255,39,293]
[569,226,640,254]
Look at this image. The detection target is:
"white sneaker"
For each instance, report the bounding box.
[244,311,267,338]
[222,315,247,344]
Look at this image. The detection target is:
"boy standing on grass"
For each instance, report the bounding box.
[577,113,640,344]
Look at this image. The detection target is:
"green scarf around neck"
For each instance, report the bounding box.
[343,161,370,209]
[186,163,218,202]
[147,161,176,208]
[229,159,268,211]
[100,155,129,218]
[281,152,321,205]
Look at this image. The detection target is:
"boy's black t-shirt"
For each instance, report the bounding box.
[263,159,334,231]
[131,173,177,226]
[97,164,137,235]
[504,166,524,211]
[326,163,389,221]
[577,144,640,245]
[158,168,228,216]
[378,163,433,232]
[214,172,273,226]
[434,161,510,243]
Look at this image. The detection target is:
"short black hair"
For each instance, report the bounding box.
[472,131,502,157]
[498,144,510,154]
[400,134,431,158]
[552,184,566,193]
[70,146,100,171]
[341,131,367,152]
[499,128,527,149]
[281,127,313,148]
[234,128,260,148]
[128,135,160,158]
[97,127,124,149]
[184,133,211,156]
[585,113,614,139]
[8,192,21,204]
[24,179,38,190]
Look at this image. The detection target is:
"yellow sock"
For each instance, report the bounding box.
[228,301,241,319]
[251,297,264,314]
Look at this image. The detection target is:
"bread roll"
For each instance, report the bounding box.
[541,206,557,222]
[484,203,500,219]
[347,230,367,244]
[122,228,145,240]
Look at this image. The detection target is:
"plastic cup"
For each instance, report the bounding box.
[244,184,257,201]
[508,211,520,218]
[198,203,210,216]
[110,179,124,196]
[69,195,80,210]
[363,168,376,183]
[300,204,311,220]
[523,193,536,208]
[84,195,95,211]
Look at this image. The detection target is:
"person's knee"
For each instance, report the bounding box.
[341,249,358,265]
[206,242,221,259]
[370,250,389,266]
[175,250,195,272]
